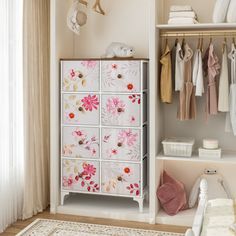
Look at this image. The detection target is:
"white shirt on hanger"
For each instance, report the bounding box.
[192,48,204,96]
[175,42,184,91]
[218,44,229,112]
[225,43,236,135]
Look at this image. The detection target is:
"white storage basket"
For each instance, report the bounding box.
[199,148,221,159]
[162,138,195,157]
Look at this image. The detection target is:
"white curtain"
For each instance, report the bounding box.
[0,0,24,233]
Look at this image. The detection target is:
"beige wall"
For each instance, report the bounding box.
[73,0,149,58]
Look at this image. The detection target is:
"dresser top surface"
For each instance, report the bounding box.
[60,58,149,61]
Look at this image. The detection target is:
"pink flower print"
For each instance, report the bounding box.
[91,148,96,156]
[81,60,97,69]
[112,64,117,69]
[106,148,118,158]
[130,116,136,123]
[81,95,99,111]
[70,69,76,79]
[127,183,140,196]
[106,97,125,115]
[63,175,74,187]
[118,129,138,146]
[63,144,75,156]
[128,95,141,104]
[72,129,84,137]
[112,149,118,155]
[82,163,96,176]
[103,135,111,143]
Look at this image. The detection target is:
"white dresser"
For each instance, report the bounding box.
[60,59,148,212]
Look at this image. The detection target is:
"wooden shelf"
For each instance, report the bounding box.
[156,207,197,227]
[156,151,236,164]
[156,23,236,30]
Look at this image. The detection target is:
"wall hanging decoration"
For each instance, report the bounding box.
[67,0,87,35]
[67,0,105,35]
[92,0,105,15]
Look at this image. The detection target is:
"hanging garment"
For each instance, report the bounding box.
[171,40,178,89]
[175,42,184,91]
[177,43,196,120]
[160,43,172,103]
[203,43,221,116]
[218,43,229,112]
[192,48,204,96]
[225,43,236,135]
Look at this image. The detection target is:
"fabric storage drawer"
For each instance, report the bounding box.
[62,159,100,193]
[101,61,141,92]
[61,60,99,92]
[101,128,141,161]
[62,126,100,159]
[101,161,141,196]
[101,94,142,127]
[62,93,100,125]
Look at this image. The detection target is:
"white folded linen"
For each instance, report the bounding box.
[170,5,192,12]
[200,198,236,236]
[168,18,198,25]
[169,11,196,18]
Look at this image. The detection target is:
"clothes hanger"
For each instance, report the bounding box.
[174,37,179,47]
[200,37,204,52]
[222,37,227,53]
[209,36,213,46]
[163,37,168,51]
[93,0,105,15]
[181,34,186,50]
[79,0,88,6]
[197,36,201,50]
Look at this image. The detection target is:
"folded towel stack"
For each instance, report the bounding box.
[168,5,199,25]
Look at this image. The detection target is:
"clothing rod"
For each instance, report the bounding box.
[160,30,236,38]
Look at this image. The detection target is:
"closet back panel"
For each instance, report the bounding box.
[164,161,236,199]
[161,0,216,23]
[160,38,236,151]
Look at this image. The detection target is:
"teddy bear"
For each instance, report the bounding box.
[104,42,135,58]
[188,169,232,208]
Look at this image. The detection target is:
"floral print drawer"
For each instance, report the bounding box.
[62,94,99,125]
[101,162,141,196]
[101,61,141,92]
[62,159,100,193]
[61,60,99,92]
[102,128,141,161]
[101,94,141,127]
[62,127,99,159]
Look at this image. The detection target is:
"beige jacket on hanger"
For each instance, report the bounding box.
[177,43,196,120]
[160,44,172,103]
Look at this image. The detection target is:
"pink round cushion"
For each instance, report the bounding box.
[156,171,187,216]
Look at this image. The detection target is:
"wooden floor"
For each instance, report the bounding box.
[1,209,187,235]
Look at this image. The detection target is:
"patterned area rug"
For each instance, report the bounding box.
[17,219,184,236]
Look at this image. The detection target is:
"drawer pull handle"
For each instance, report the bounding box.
[78,73,83,78]
[78,140,84,145]
[117,74,122,79]
[117,142,123,147]
[117,108,124,113]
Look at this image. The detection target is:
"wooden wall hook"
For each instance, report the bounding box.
[93,0,105,15]
[79,0,88,6]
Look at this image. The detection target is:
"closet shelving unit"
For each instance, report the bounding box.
[149,0,236,227]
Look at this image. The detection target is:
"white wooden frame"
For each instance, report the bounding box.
[185,179,208,236]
